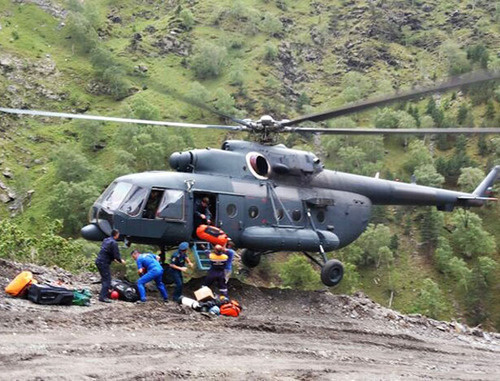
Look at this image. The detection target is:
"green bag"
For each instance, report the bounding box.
[72,289,92,306]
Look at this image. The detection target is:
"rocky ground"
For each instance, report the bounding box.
[0,259,499,380]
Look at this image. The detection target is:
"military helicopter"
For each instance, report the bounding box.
[1,71,500,287]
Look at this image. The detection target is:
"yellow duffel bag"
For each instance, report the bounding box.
[5,271,36,297]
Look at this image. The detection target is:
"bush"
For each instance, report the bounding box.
[52,145,92,183]
[179,9,195,30]
[191,43,227,79]
[280,254,321,290]
[263,42,278,61]
[0,219,94,273]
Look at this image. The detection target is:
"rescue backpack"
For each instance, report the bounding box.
[220,300,242,317]
[110,279,139,302]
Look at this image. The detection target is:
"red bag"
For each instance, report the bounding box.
[220,300,242,317]
[196,225,228,246]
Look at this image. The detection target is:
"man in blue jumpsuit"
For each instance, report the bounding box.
[224,239,236,284]
[96,229,125,303]
[169,242,194,302]
[131,250,168,303]
[203,244,228,297]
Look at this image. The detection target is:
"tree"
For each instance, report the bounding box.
[414,164,445,187]
[404,140,433,173]
[280,254,321,290]
[77,120,105,151]
[466,257,497,325]
[191,43,227,79]
[48,181,101,235]
[213,88,238,117]
[355,224,392,267]
[418,206,444,249]
[375,108,399,129]
[412,278,447,319]
[457,167,484,193]
[450,211,496,259]
[440,41,471,75]
[52,145,91,183]
[341,72,373,102]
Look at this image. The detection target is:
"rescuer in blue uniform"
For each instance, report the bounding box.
[224,239,236,284]
[95,229,125,303]
[131,250,168,303]
[203,244,228,296]
[169,242,194,302]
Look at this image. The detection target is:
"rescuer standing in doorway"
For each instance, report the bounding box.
[95,229,126,303]
[169,242,194,302]
[131,250,169,303]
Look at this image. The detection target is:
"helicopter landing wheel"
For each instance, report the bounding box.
[241,249,261,268]
[320,259,344,287]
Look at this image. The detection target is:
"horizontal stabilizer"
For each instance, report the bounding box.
[458,196,498,202]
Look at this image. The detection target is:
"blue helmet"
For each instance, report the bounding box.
[179,242,189,251]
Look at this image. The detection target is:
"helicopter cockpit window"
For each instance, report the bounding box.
[157,190,185,220]
[101,182,133,211]
[119,186,148,217]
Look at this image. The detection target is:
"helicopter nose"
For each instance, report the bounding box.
[81,224,106,242]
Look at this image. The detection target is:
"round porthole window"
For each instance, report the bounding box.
[226,204,237,218]
[248,206,259,219]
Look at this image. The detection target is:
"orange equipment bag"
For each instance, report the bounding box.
[196,225,228,246]
[5,271,35,297]
[220,300,242,317]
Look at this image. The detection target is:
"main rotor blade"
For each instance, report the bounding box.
[0,108,247,131]
[283,127,500,135]
[282,70,500,127]
[147,82,253,128]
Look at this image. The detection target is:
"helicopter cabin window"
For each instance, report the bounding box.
[316,210,326,223]
[226,204,237,218]
[248,206,259,219]
[142,189,164,219]
[120,186,148,217]
[292,209,302,221]
[157,190,185,220]
[101,182,133,211]
[275,208,284,221]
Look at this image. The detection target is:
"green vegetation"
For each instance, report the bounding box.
[0,0,499,329]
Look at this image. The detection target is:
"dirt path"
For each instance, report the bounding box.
[1,260,499,380]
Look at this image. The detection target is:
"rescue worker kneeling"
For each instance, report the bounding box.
[203,244,228,297]
[131,250,168,303]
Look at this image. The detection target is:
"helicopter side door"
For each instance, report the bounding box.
[217,193,245,242]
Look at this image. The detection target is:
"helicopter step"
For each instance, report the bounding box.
[192,242,212,271]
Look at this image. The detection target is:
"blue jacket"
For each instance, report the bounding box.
[170,250,188,270]
[225,249,235,271]
[96,236,122,265]
[136,253,163,273]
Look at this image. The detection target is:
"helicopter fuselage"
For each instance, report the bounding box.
[82,140,498,255]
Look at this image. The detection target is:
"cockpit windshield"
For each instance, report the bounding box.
[119,186,148,216]
[100,182,133,211]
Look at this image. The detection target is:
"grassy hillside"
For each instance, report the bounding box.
[0,0,499,328]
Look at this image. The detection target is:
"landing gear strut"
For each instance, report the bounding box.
[302,250,344,287]
[241,249,261,268]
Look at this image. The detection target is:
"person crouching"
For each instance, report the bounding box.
[131,250,168,303]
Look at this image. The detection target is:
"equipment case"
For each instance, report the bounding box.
[27,284,74,305]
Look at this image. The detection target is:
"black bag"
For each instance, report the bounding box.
[27,284,74,305]
[162,265,175,285]
[110,279,139,302]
